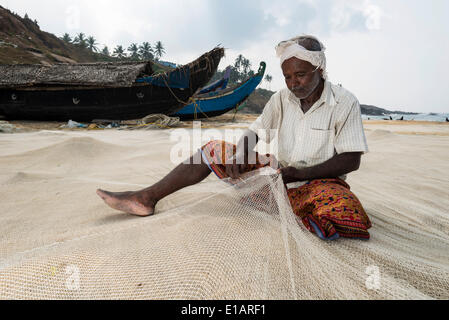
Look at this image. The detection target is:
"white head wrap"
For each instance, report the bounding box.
[276,35,327,79]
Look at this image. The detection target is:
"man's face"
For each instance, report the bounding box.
[282,57,322,99]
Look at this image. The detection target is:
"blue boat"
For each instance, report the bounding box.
[172,62,266,120]
[197,66,231,94]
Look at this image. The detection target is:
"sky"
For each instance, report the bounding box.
[2,0,449,113]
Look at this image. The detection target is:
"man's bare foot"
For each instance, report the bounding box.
[96,189,157,217]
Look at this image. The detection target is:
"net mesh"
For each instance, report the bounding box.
[0,131,448,299]
[1,170,448,299]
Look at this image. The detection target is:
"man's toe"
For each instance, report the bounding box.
[96,189,108,199]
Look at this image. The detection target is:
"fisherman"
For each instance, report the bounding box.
[97,35,372,240]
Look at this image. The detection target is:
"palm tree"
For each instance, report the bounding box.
[241,58,251,75]
[229,66,241,84]
[265,74,273,90]
[127,43,140,60]
[113,45,127,59]
[73,32,87,48]
[139,42,154,60]
[154,41,165,60]
[101,46,110,56]
[234,54,244,71]
[61,33,72,43]
[86,36,99,52]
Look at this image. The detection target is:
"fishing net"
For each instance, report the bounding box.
[1,164,448,300]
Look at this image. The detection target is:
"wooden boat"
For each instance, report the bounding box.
[0,47,224,121]
[197,66,231,95]
[172,62,265,120]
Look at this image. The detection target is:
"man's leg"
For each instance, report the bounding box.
[287,179,371,240]
[96,153,211,216]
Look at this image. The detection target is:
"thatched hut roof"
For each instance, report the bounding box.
[0,61,154,89]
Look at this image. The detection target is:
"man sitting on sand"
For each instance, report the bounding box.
[97,35,372,240]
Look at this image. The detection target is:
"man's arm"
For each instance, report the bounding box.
[225,92,280,179]
[278,152,362,184]
[278,98,368,184]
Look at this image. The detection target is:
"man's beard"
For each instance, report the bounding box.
[290,77,321,99]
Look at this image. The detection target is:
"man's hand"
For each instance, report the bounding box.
[276,152,363,184]
[225,161,246,179]
[259,154,279,170]
[225,152,279,180]
[224,152,249,179]
[277,166,303,184]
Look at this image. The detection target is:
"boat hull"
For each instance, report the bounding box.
[172,62,265,121]
[0,85,193,121]
[0,48,224,121]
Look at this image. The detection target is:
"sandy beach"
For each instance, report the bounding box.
[1,117,448,299]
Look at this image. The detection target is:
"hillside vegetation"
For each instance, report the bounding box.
[0,6,116,65]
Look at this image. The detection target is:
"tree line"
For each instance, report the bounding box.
[211,54,273,88]
[17,11,164,61]
[60,34,273,87]
[18,12,274,88]
[60,32,166,61]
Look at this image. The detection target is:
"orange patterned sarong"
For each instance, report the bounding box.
[201,140,372,240]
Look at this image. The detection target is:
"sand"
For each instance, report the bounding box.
[0,118,448,299]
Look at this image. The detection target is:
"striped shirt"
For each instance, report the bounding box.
[249,80,369,188]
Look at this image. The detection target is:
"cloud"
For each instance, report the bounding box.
[363,2,383,30]
[315,0,385,33]
[261,0,317,28]
[2,0,448,112]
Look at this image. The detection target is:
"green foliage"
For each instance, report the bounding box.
[127,43,140,60]
[61,33,72,43]
[264,74,273,90]
[113,45,126,59]
[209,54,258,86]
[154,41,165,60]
[86,36,99,52]
[101,46,110,56]
[73,33,87,48]
[138,42,153,60]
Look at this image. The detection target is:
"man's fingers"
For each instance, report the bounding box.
[225,163,238,179]
[231,164,239,179]
[225,164,233,178]
[229,156,237,179]
[269,155,279,169]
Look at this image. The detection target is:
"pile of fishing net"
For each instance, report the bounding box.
[0,168,448,299]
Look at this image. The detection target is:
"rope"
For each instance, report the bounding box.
[127,114,181,130]
[193,100,211,120]
[160,68,211,120]
[158,53,217,121]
